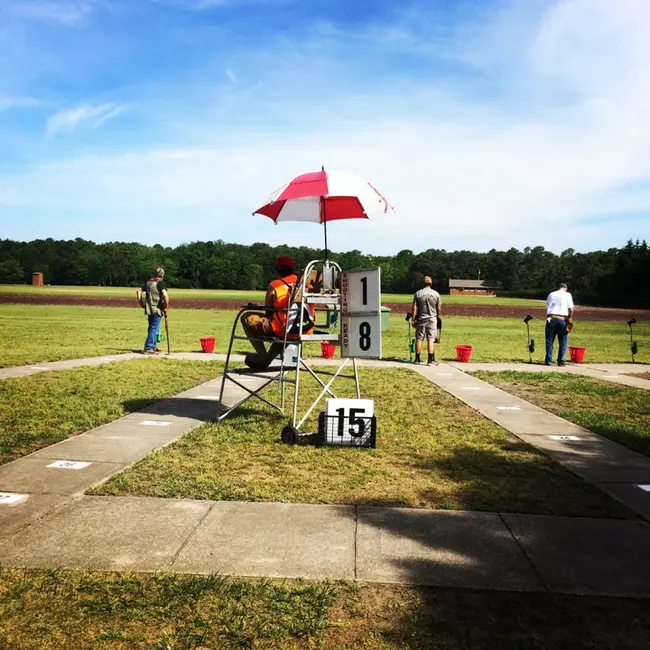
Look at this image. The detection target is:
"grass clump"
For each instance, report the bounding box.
[474,371,650,457]
[0,358,221,464]
[94,368,628,518]
[2,568,650,650]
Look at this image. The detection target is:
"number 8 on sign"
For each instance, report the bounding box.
[359,322,371,351]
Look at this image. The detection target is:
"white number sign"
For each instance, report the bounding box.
[47,460,91,470]
[341,268,381,314]
[340,268,382,359]
[323,398,375,447]
[0,492,27,505]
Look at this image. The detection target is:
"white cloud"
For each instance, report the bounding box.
[0,97,40,112]
[9,1,95,26]
[225,68,238,85]
[45,102,128,136]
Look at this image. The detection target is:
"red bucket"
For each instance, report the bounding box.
[321,342,336,359]
[456,345,473,363]
[569,346,586,363]
[200,337,216,354]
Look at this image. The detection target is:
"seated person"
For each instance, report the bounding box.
[241,256,314,368]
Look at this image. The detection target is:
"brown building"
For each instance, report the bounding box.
[32,272,44,287]
[449,279,502,296]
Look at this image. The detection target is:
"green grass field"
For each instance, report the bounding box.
[474,371,650,457]
[93,367,627,518]
[0,359,222,465]
[1,304,648,367]
[0,282,545,305]
[3,570,650,650]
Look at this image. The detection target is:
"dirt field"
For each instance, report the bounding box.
[1,294,646,321]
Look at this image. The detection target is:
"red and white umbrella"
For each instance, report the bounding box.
[254,168,394,256]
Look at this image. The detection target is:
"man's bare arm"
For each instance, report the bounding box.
[161,289,169,311]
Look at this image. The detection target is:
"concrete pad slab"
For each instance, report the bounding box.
[173,501,356,580]
[502,513,650,596]
[356,507,543,591]
[595,483,650,519]
[0,496,210,571]
[515,433,650,483]
[28,432,179,464]
[0,458,124,495]
[478,408,590,436]
[0,494,71,540]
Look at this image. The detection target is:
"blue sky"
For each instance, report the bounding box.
[1,0,649,254]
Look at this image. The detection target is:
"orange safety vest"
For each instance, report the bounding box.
[270,274,314,338]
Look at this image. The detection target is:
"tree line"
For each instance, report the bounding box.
[0,238,648,308]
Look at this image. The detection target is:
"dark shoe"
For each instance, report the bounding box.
[143,349,158,355]
[414,359,421,365]
[558,361,567,367]
[245,353,272,369]
[544,361,552,366]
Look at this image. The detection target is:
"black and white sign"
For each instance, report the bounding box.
[341,268,382,359]
[319,398,376,448]
[341,268,381,314]
[0,492,27,505]
[47,460,91,470]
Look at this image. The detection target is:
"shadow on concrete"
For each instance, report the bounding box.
[122,397,222,422]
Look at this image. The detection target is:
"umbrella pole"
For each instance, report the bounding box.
[322,198,329,261]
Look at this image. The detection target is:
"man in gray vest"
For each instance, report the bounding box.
[412,276,441,365]
[136,267,169,354]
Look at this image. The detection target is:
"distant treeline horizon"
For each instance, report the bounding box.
[0,237,648,308]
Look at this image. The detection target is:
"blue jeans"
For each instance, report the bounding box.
[545,317,568,364]
[145,314,162,350]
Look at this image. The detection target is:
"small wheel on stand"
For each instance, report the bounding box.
[281,425,299,445]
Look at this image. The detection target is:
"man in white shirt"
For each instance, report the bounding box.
[545,283,574,366]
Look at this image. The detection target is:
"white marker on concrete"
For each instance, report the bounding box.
[139,420,173,427]
[47,460,92,470]
[461,386,481,390]
[497,406,521,411]
[435,373,453,376]
[30,366,50,370]
[550,435,581,441]
[0,492,27,505]
[194,395,221,401]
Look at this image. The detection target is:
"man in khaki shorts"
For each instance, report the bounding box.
[411,276,441,365]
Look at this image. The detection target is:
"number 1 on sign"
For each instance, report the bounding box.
[360,276,367,305]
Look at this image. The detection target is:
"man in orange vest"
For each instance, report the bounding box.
[241,256,313,368]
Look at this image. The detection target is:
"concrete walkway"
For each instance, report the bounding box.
[2,359,650,595]
[3,496,650,596]
[418,363,650,520]
[2,353,648,389]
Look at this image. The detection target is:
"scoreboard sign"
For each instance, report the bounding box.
[341,268,382,359]
[319,398,376,448]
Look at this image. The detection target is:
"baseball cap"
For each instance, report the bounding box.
[424,276,432,284]
[559,282,568,289]
[276,255,295,272]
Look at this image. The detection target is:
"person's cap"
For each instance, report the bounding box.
[559,282,568,289]
[275,255,295,271]
[423,276,432,284]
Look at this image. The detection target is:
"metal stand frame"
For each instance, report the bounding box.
[217,259,361,443]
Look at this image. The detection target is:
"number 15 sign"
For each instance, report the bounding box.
[340,267,382,358]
